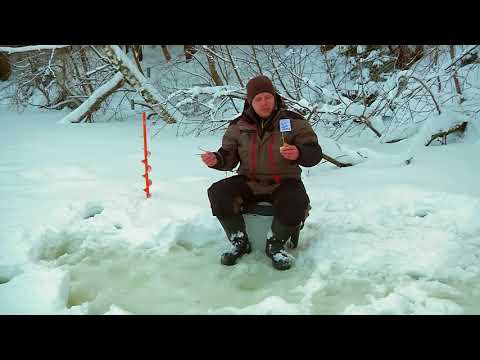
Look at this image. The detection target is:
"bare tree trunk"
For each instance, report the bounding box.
[69,52,94,121]
[392,45,423,70]
[251,45,263,75]
[414,45,424,62]
[449,45,465,104]
[56,48,83,109]
[79,47,94,95]
[184,45,197,62]
[433,46,441,92]
[225,45,244,87]
[69,52,89,92]
[24,52,51,105]
[0,53,11,81]
[215,47,230,84]
[396,45,409,69]
[124,45,144,74]
[320,45,336,53]
[205,46,224,86]
[161,45,171,62]
[132,45,144,76]
[133,45,143,61]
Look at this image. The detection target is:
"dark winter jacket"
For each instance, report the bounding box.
[211,93,322,195]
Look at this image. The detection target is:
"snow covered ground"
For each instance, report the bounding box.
[1,105,480,315]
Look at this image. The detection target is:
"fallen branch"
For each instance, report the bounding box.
[322,153,353,168]
[425,122,468,146]
[353,115,382,137]
[385,137,407,144]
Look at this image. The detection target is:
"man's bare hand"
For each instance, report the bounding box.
[201,151,218,167]
[280,143,299,160]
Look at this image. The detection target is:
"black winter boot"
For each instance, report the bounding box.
[218,215,251,266]
[265,217,297,271]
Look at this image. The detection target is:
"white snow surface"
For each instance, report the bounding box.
[1,106,479,315]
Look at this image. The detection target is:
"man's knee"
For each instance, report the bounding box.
[275,180,308,205]
[273,179,309,226]
[207,175,248,218]
[208,175,242,201]
[207,181,222,203]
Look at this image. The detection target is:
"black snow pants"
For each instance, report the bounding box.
[207,175,310,227]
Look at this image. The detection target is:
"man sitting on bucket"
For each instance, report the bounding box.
[201,75,322,270]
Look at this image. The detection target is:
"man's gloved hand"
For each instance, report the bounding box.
[280,143,299,160]
[201,151,218,167]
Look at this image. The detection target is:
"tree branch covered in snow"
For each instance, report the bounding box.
[0,45,71,54]
[166,85,245,132]
[403,109,471,162]
[5,45,113,113]
[104,45,176,124]
[58,72,124,124]
[3,44,479,146]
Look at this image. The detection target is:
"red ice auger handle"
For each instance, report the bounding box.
[142,112,152,199]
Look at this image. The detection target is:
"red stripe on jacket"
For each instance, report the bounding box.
[249,135,257,180]
[268,135,281,184]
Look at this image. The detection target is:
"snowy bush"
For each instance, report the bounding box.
[2,45,479,144]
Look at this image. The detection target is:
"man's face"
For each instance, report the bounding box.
[252,92,275,119]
